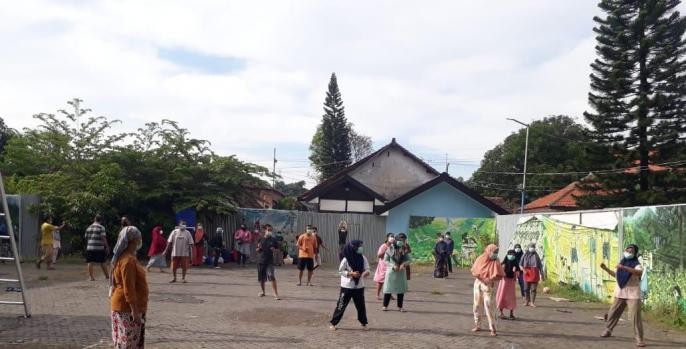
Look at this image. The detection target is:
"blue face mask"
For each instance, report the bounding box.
[356,247,363,254]
[490,253,499,260]
[396,241,404,248]
[507,255,515,261]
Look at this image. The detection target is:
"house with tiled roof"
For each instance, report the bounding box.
[298,138,508,232]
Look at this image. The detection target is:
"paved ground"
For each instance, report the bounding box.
[1,261,685,349]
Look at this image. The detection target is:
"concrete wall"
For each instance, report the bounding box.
[386,182,496,233]
[350,146,436,201]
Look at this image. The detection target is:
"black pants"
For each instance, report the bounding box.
[383,293,404,308]
[447,257,453,273]
[213,248,222,267]
[330,287,367,326]
[240,253,249,265]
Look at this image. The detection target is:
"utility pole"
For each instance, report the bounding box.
[272,148,277,189]
[507,118,530,214]
[445,153,450,173]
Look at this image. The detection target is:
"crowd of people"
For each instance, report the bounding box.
[34,214,648,348]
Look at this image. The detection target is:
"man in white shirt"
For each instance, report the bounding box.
[166,221,194,283]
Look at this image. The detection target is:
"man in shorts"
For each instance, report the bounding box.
[84,215,110,281]
[166,221,194,283]
[297,225,318,286]
[37,216,66,270]
[312,226,327,270]
[256,224,280,300]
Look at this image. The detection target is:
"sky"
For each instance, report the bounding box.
[1,1,670,188]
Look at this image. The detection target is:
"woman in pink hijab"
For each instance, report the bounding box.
[192,224,205,266]
[470,244,505,337]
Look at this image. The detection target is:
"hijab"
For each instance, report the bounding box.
[502,249,520,278]
[617,244,640,289]
[194,225,205,244]
[513,243,524,265]
[471,244,505,283]
[147,225,166,257]
[520,243,542,268]
[342,240,365,285]
[109,225,142,296]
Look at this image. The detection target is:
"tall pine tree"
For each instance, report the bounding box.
[309,73,352,180]
[582,0,686,207]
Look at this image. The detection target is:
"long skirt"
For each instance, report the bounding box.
[192,244,204,266]
[373,259,387,283]
[147,254,167,268]
[496,277,517,311]
[111,311,145,349]
[434,255,448,278]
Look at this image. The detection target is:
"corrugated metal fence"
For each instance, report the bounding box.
[201,209,387,265]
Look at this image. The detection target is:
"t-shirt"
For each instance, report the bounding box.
[85,223,107,251]
[168,229,194,257]
[257,236,279,265]
[338,229,348,245]
[338,256,370,289]
[41,223,57,246]
[297,233,317,259]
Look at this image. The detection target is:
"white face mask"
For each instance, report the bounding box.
[179,224,187,230]
[528,247,535,253]
[388,237,395,244]
[266,231,273,236]
[623,252,634,259]
[515,248,522,253]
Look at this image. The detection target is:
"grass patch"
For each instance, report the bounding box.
[644,303,686,331]
[540,280,601,303]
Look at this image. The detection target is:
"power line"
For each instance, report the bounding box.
[473,160,686,176]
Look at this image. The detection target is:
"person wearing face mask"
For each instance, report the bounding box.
[337,221,348,252]
[373,233,395,300]
[433,233,449,279]
[110,216,148,349]
[382,234,411,312]
[470,244,505,336]
[496,249,520,320]
[330,240,370,331]
[256,224,280,300]
[191,223,205,267]
[146,225,168,273]
[234,224,252,267]
[165,221,194,283]
[519,243,545,307]
[209,228,225,269]
[599,244,645,347]
[445,232,455,273]
[513,243,526,299]
[296,225,318,286]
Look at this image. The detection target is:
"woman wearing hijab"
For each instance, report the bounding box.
[600,244,645,347]
[382,234,411,312]
[397,233,413,280]
[329,240,370,331]
[519,243,545,307]
[513,244,525,299]
[146,226,167,273]
[110,216,148,349]
[433,233,449,279]
[373,233,394,300]
[471,244,505,336]
[496,249,520,320]
[192,223,205,266]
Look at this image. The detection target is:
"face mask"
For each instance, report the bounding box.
[514,248,522,253]
[266,231,273,236]
[341,229,346,232]
[396,241,404,247]
[388,237,395,244]
[306,230,313,235]
[528,248,535,253]
[490,253,499,260]
[356,247,363,254]
[507,255,515,261]
[623,252,634,259]
[179,224,187,230]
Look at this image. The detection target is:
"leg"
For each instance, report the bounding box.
[52,248,58,265]
[298,269,304,285]
[101,263,109,278]
[376,282,383,299]
[396,293,404,309]
[473,281,484,330]
[351,288,368,326]
[383,293,392,308]
[482,284,496,334]
[448,257,453,273]
[213,249,220,267]
[259,281,266,294]
[271,279,279,299]
[307,270,313,285]
[518,274,526,298]
[330,288,353,326]
[524,282,532,305]
[627,299,644,344]
[604,298,628,335]
[181,258,188,281]
[87,263,95,281]
[530,282,538,306]
[171,258,178,282]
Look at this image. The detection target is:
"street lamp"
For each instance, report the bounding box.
[507,118,530,214]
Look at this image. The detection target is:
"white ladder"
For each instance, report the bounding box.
[0,171,30,318]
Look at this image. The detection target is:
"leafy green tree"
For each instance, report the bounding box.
[468,115,591,204]
[274,180,307,197]
[309,73,352,180]
[582,0,686,207]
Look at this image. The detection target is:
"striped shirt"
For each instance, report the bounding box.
[85,223,106,251]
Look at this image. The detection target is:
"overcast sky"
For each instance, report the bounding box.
[3,1,674,187]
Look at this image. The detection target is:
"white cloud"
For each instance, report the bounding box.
[2,0,668,188]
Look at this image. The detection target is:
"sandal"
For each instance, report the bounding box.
[509,315,516,320]
[471,327,481,332]
[498,314,506,320]
[600,330,611,338]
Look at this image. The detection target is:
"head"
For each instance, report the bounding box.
[121,216,131,227]
[386,233,395,244]
[339,221,347,230]
[197,223,203,230]
[45,216,53,224]
[217,227,224,234]
[312,226,318,235]
[514,243,522,253]
[506,249,516,261]
[436,233,444,241]
[485,244,499,260]
[264,224,273,236]
[240,224,247,230]
[528,243,536,253]
[394,233,407,248]
[351,240,363,254]
[623,244,639,260]
[306,225,314,235]
[94,214,102,224]
[445,232,451,239]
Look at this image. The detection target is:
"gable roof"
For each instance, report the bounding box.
[375,172,509,215]
[524,181,584,212]
[299,174,387,202]
[298,138,439,201]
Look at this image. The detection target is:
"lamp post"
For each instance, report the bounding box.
[507,118,529,214]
